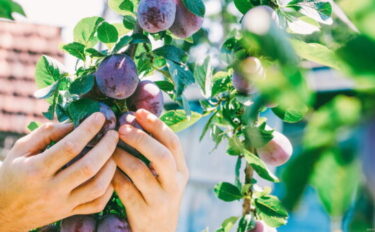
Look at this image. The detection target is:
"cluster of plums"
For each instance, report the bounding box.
[138,0,203,38]
[91,54,164,142]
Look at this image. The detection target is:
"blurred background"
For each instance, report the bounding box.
[0,0,374,232]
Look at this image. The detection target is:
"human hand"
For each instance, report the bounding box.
[113,109,189,232]
[0,113,118,232]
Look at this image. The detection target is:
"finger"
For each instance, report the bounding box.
[39,113,105,174]
[10,122,73,157]
[69,159,116,205]
[113,148,161,203]
[135,109,187,173]
[55,130,119,189]
[118,125,176,188]
[72,185,114,215]
[113,170,147,210]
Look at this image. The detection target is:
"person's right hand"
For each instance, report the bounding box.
[0,113,118,232]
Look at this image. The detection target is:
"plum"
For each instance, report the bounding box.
[38,224,59,232]
[97,215,131,232]
[249,221,277,232]
[138,0,176,33]
[242,6,278,35]
[257,131,293,167]
[128,80,164,117]
[233,57,264,94]
[60,215,96,232]
[118,111,143,129]
[169,0,204,38]
[88,103,117,146]
[96,54,139,100]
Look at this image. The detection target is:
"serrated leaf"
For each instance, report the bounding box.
[154,80,175,92]
[33,81,60,99]
[74,16,104,47]
[234,0,253,14]
[130,33,151,44]
[62,42,86,60]
[237,214,256,232]
[97,22,119,44]
[161,110,202,132]
[167,60,195,96]
[182,0,205,17]
[194,57,213,98]
[255,195,288,228]
[67,99,100,126]
[153,45,187,63]
[243,150,279,182]
[123,15,136,29]
[214,182,243,202]
[216,216,239,232]
[35,56,67,89]
[69,74,95,96]
[85,48,107,57]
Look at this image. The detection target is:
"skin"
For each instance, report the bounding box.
[257,131,293,167]
[0,113,118,232]
[113,109,189,232]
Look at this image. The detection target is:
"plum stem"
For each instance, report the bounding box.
[125,23,143,59]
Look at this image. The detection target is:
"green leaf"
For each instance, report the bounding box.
[291,39,347,72]
[160,110,202,132]
[123,15,136,29]
[113,35,132,53]
[85,48,107,57]
[237,214,256,232]
[97,22,119,44]
[243,150,279,182]
[130,33,151,44]
[69,74,95,96]
[182,0,205,17]
[154,80,175,92]
[234,0,253,14]
[35,56,66,89]
[153,45,187,63]
[167,61,195,96]
[287,0,332,24]
[336,35,375,75]
[211,71,232,97]
[74,16,104,47]
[245,122,274,148]
[194,57,213,98]
[108,0,134,15]
[33,81,60,99]
[62,42,86,60]
[272,105,308,123]
[255,195,288,228]
[216,216,239,232]
[0,0,25,20]
[311,149,360,217]
[27,121,42,132]
[214,182,243,202]
[67,99,100,126]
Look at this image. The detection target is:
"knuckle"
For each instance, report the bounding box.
[79,163,95,178]
[168,134,181,151]
[128,159,145,173]
[133,131,146,145]
[82,124,99,136]
[41,122,55,132]
[63,141,79,156]
[14,137,27,148]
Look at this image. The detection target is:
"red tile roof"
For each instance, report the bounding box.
[0,21,64,134]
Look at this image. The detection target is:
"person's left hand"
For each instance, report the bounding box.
[113,109,189,232]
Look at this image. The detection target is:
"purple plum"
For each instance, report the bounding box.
[169,0,204,38]
[128,80,164,117]
[97,215,131,232]
[138,0,176,33]
[96,54,139,100]
[60,215,96,232]
[118,111,143,129]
